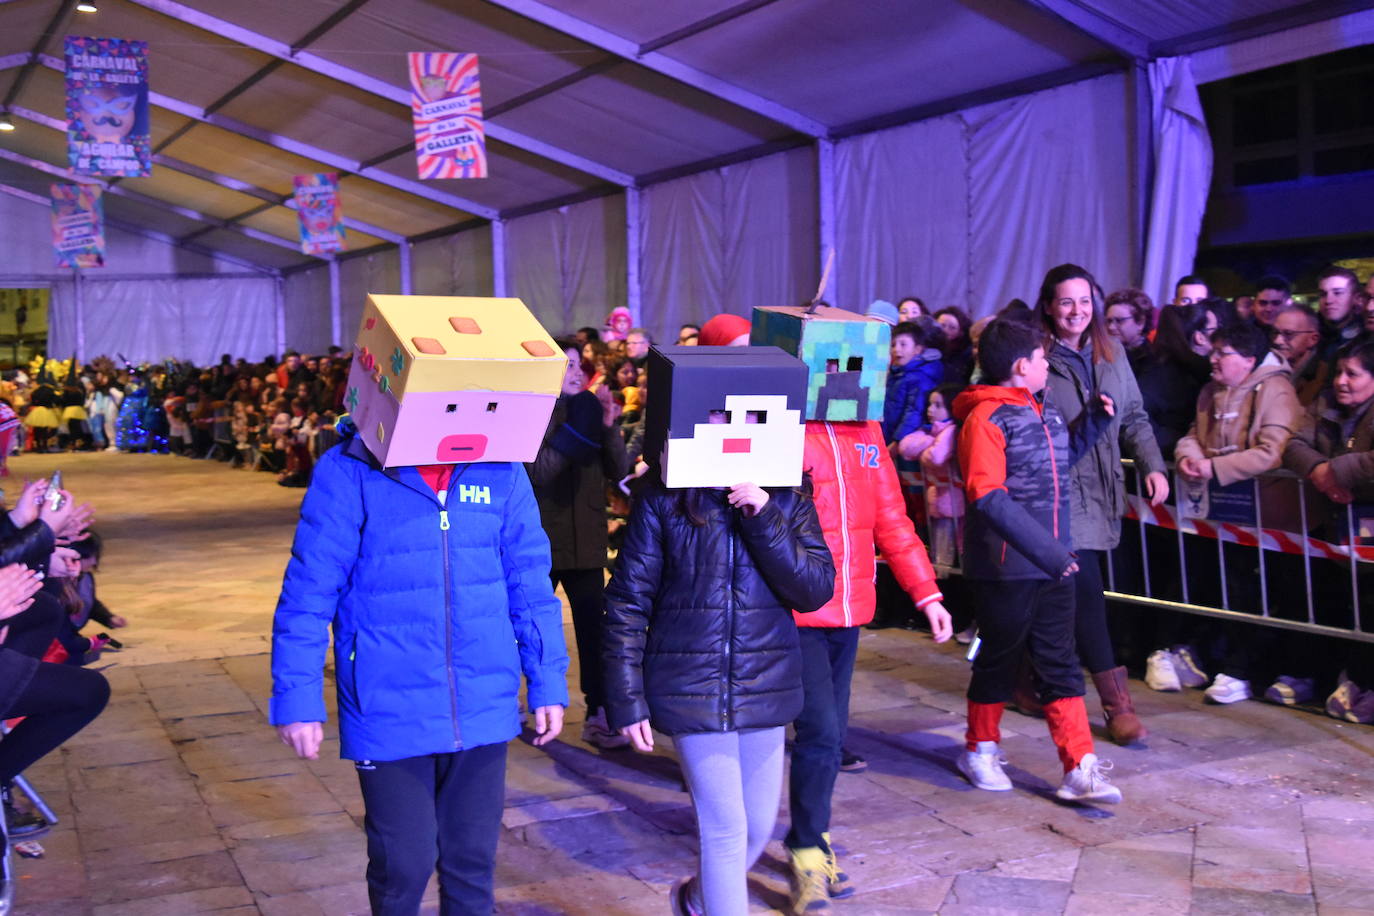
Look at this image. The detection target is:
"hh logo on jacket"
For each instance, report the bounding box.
[458,484,491,504]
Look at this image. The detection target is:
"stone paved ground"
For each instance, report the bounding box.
[7,451,1374,914]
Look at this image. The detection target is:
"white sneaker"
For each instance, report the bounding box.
[956,741,1012,791]
[1145,650,1181,692]
[1170,646,1209,688]
[1056,752,1122,803]
[1204,673,1252,705]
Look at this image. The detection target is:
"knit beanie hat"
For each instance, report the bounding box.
[698,313,752,347]
[866,299,899,325]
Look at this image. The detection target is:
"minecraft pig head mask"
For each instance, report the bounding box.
[345,294,563,467]
[750,305,890,422]
[644,345,807,488]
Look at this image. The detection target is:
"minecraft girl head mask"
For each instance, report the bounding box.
[750,305,890,422]
[644,346,807,488]
[345,295,564,467]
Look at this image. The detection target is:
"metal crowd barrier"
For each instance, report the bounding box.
[895,457,1373,645]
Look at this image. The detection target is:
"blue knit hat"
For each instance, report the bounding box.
[866,299,899,325]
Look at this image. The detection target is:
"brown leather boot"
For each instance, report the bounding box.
[1011,653,1043,718]
[1092,666,1147,745]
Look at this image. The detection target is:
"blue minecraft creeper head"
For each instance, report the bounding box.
[751,305,890,422]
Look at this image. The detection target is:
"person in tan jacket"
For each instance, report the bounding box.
[1170,322,1301,706]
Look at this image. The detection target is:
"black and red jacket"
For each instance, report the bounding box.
[954,385,1108,581]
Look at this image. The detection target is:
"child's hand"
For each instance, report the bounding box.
[531,705,564,746]
[276,721,323,759]
[1062,560,1080,577]
[49,546,80,578]
[727,483,769,517]
[1098,393,1115,417]
[922,601,953,643]
[620,719,654,753]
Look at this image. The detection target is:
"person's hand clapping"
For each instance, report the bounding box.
[38,489,77,535]
[55,501,95,543]
[7,478,46,529]
[727,483,769,517]
[48,546,81,579]
[0,564,43,622]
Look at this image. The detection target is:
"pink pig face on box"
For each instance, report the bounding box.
[346,295,565,467]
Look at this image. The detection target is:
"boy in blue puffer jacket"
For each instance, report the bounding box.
[270,295,570,916]
[882,318,946,447]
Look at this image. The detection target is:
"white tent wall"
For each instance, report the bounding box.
[507,194,627,338]
[411,225,494,297]
[836,73,1133,320]
[338,250,402,346]
[283,267,333,357]
[639,146,818,342]
[0,190,278,364]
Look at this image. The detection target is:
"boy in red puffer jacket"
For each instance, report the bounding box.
[754,305,952,914]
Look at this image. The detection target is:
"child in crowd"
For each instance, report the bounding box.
[899,383,965,568]
[882,319,945,449]
[953,318,1121,803]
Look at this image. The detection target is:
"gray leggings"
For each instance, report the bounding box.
[674,726,785,916]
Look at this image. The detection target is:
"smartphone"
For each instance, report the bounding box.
[46,470,64,512]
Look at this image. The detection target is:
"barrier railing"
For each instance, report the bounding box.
[896,457,1374,644]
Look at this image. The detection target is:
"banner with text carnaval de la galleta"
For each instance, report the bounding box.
[65,37,150,178]
[293,173,345,256]
[50,184,104,269]
[409,52,487,179]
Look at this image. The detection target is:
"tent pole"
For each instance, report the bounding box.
[492,220,508,297]
[625,187,642,326]
[398,240,413,295]
[328,257,341,347]
[817,139,837,305]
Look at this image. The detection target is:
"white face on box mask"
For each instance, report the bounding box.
[661,393,804,489]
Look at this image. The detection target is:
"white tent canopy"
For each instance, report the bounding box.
[0,0,1369,361]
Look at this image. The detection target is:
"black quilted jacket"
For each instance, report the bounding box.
[602,482,834,736]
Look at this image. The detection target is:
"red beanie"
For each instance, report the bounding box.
[698,313,752,347]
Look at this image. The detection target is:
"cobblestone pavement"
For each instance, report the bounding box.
[7,452,1374,914]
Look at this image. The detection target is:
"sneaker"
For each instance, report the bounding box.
[956,741,1013,791]
[1204,673,1251,705]
[838,750,867,773]
[581,709,630,750]
[1145,650,1182,692]
[820,832,854,899]
[954,626,976,645]
[1170,646,1209,688]
[787,847,832,914]
[1345,688,1374,725]
[2,803,47,839]
[1055,752,1122,804]
[670,876,703,916]
[1264,675,1316,707]
[1327,673,1370,722]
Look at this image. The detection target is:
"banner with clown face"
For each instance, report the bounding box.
[293,173,345,256]
[409,52,487,180]
[645,346,808,488]
[65,37,150,178]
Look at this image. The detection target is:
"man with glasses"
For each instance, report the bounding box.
[1271,306,1326,404]
[1252,275,1291,328]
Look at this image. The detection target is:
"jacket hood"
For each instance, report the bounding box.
[952,385,1038,422]
[1233,353,1291,392]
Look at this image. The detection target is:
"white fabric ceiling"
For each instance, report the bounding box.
[0,0,1357,273]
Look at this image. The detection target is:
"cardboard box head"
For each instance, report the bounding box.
[750,305,890,422]
[346,294,564,467]
[645,345,808,488]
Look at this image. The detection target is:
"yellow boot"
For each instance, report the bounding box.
[789,846,832,914]
[821,832,854,898]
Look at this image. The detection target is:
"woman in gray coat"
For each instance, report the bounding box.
[1038,264,1168,745]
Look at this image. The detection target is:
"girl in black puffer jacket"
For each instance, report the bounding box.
[603,477,833,916]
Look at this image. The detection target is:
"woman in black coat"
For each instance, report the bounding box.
[603,477,833,916]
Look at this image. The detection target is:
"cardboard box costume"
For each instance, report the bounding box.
[644,345,808,489]
[749,305,890,423]
[344,294,564,467]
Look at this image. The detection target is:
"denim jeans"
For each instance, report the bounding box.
[785,626,859,852]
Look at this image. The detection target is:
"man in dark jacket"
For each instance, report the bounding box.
[529,342,629,748]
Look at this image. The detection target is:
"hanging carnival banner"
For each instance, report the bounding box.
[408,52,487,179]
[293,173,346,255]
[65,37,150,177]
[50,184,105,269]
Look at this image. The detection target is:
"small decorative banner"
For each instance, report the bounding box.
[408,52,487,179]
[65,37,150,177]
[50,184,104,269]
[293,173,345,256]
